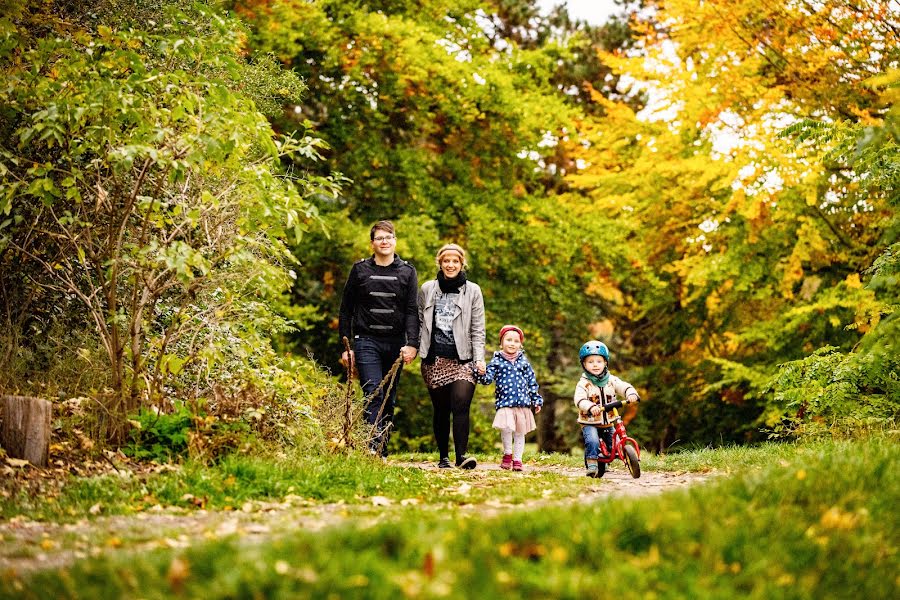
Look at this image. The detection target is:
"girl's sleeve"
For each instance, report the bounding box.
[478,359,497,385]
[526,363,543,407]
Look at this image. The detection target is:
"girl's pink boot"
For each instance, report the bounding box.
[500,454,513,470]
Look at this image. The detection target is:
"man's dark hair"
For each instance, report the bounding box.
[370,220,395,240]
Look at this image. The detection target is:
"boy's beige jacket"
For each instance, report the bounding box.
[574,373,638,426]
[417,279,486,362]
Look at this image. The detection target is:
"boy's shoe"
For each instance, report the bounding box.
[438,457,453,469]
[586,458,599,478]
[500,454,513,470]
[457,456,477,470]
[512,460,523,472]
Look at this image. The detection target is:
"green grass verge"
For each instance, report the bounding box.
[0,451,589,522]
[0,453,427,521]
[1,439,872,522]
[2,438,896,599]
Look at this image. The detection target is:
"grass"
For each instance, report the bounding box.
[1,437,897,598]
[0,439,867,522]
[0,450,591,522]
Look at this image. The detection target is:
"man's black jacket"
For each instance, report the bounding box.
[338,255,420,347]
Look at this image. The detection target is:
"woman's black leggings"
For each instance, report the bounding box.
[429,380,476,459]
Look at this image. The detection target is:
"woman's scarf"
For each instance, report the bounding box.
[437,270,467,293]
[585,368,610,389]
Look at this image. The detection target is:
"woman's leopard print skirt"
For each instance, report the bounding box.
[421,357,476,389]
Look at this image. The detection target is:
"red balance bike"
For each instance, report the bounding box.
[595,398,642,478]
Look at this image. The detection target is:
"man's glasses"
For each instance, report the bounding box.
[373,235,395,242]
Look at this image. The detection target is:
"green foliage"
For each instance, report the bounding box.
[0,0,335,443]
[123,404,196,462]
[763,346,899,438]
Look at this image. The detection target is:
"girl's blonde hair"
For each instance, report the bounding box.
[435,243,468,271]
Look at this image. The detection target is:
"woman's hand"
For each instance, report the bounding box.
[589,405,603,417]
[475,361,486,375]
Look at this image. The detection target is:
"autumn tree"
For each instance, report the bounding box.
[564,0,899,445]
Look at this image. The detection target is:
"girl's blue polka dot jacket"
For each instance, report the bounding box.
[477,351,544,410]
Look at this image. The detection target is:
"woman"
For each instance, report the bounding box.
[418,243,486,469]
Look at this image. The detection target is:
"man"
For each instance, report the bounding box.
[338,220,419,455]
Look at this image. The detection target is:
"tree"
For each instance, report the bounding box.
[235,0,645,450]
[562,0,899,444]
[0,1,329,440]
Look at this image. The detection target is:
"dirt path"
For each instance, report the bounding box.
[0,461,712,575]
[397,458,712,498]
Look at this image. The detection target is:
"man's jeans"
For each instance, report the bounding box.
[354,336,404,455]
[582,425,613,463]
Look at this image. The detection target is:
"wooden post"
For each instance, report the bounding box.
[1,395,52,467]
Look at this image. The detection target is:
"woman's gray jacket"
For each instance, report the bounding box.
[418,279,486,362]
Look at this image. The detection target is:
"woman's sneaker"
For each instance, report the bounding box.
[456,456,477,470]
[500,454,513,470]
[438,457,453,469]
[512,460,523,472]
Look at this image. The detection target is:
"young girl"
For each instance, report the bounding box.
[477,325,543,471]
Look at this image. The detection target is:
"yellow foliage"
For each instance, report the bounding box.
[780,252,804,299]
[584,275,625,305]
[588,319,615,339]
[844,273,862,289]
[705,291,721,314]
[819,506,865,530]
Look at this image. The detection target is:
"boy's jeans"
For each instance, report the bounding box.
[582,425,613,466]
[354,336,404,456]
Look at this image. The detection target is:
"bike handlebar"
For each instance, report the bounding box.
[587,397,639,416]
[603,400,624,412]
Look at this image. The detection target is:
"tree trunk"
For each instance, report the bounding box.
[536,388,571,453]
[1,395,52,467]
[537,325,572,453]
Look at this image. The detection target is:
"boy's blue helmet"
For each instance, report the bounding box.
[579,340,609,363]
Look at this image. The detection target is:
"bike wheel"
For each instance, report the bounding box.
[623,444,641,479]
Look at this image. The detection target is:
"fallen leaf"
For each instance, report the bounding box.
[89,503,102,515]
[371,495,393,506]
[167,557,190,591]
[5,458,29,468]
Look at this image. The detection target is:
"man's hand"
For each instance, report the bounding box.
[341,350,355,369]
[400,345,417,365]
